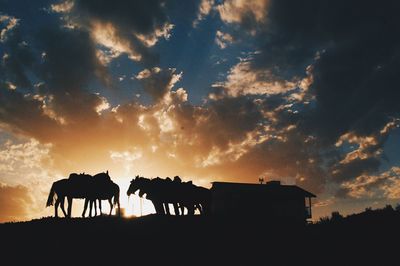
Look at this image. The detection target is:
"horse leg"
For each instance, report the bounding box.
[54,198,60,218]
[164,203,171,215]
[67,197,73,218]
[162,204,167,215]
[180,203,185,215]
[188,204,195,216]
[90,199,97,216]
[173,203,180,216]
[196,204,203,214]
[82,199,89,217]
[60,197,68,217]
[99,200,102,216]
[89,200,93,217]
[117,198,121,217]
[109,198,114,216]
[60,197,67,217]
[153,201,163,215]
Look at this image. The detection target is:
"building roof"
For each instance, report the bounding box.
[211,181,316,198]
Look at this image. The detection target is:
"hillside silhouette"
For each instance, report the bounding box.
[1,205,400,265]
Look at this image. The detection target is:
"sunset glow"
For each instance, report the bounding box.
[1,0,400,223]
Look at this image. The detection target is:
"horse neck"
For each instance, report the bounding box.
[136,180,154,198]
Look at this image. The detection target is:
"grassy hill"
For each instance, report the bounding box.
[1,206,400,265]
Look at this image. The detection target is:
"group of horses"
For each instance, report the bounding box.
[46,173,211,218]
[46,171,120,218]
[127,175,211,215]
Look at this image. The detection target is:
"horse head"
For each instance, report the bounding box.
[127,176,151,197]
[127,177,140,196]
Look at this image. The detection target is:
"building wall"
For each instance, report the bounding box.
[211,188,307,221]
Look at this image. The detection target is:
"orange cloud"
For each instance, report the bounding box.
[0,183,33,223]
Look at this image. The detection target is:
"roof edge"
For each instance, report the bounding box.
[211,181,316,197]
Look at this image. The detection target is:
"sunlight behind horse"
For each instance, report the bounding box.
[69,179,156,217]
[117,179,156,217]
[46,177,156,218]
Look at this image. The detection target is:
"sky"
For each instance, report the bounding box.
[1,0,400,222]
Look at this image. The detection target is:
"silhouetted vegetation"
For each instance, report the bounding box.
[316,204,400,225]
[1,205,400,265]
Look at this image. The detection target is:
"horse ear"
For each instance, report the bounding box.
[106,170,109,174]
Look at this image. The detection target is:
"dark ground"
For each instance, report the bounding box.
[1,208,400,266]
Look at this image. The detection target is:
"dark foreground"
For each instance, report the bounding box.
[1,208,400,266]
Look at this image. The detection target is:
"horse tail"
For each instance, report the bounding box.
[46,183,56,207]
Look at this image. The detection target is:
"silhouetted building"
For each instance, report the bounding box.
[211,181,316,222]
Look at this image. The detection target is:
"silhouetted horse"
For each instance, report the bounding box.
[180,181,211,215]
[127,176,166,215]
[45,179,69,217]
[83,172,120,217]
[46,171,120,218]
[152,176,181,215]
[46,173,92,217]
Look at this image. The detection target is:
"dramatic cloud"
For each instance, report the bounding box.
[0,88,59,141]
[341,167,400,200]
[193,0,215,27]
[211,56,296,97]
[0,139,52,178]
[0,15,19,42]
[215,30,233,49]
[251,0,400,141]
[217,0,269,33]
[214,0,400,191]
[136,67,182,103]
[0,137,55,222]
[0,15,35,89]
[53,0,174,65]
